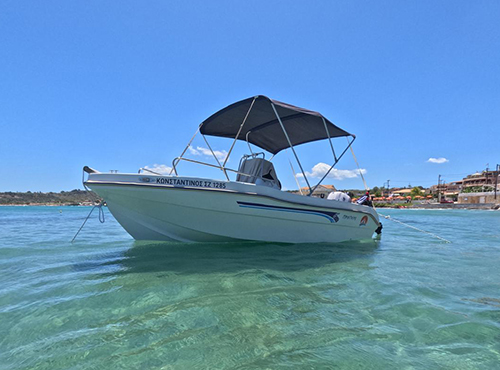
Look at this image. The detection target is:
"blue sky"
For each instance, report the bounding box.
[1,1,499,192]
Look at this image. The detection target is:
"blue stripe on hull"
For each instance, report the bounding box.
[237,201,339,223]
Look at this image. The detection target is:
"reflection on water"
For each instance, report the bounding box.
[120,240,379,275]
[71,239,379,276]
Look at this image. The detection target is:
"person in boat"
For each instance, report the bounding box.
[356,191,373,207]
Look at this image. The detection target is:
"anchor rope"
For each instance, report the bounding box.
[71,201,105,243]
[379,213,451,243]
[72,168,106,243]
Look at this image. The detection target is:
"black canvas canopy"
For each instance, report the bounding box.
[199,95,352,155]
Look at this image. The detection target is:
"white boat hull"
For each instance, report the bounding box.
[86,173,380,244]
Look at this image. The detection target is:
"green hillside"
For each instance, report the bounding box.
[0,190,100,206]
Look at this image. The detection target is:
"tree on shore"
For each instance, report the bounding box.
[410,187,423,198]
[371,186,382,197]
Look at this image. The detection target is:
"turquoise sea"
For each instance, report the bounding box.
[1,206,499,369]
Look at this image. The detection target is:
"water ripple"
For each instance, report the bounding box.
[1,207,500,369]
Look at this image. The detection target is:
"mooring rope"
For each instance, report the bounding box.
[71,201,105,243]
[348,138,369,191]
[287,149,304,195]
[378,213,451,243]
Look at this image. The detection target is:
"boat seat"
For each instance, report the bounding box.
[236,157,281,189]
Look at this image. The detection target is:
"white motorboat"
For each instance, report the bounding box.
[84,95,381,243]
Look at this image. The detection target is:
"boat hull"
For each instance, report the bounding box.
[86,174,379,244]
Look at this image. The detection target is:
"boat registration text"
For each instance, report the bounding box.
[154,177,227,189]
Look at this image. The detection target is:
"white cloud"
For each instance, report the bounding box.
[189,146,228,162]
[144,164,172,174]
[188,146,200,156]
[297,162,367,180]
[427,157,449,164]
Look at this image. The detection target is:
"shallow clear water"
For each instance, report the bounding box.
[1,206,499,369]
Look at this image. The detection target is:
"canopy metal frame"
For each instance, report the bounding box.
[166,97,355,196]
[308,135,355,196]
[270,102,312,193]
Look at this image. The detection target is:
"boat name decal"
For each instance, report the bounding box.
[342,215,357,221]
[155,177,226,189]
[237,201,339,223]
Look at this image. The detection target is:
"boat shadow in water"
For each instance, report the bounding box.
[113,239,379,275]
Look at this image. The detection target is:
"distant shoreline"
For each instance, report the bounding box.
[1,190,497,210]
[0,203,97,207]
[1,202,497,211]
[374,202,499,210]
[0,190,100,206]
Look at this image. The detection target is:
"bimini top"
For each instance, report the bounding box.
[199,95,352,155]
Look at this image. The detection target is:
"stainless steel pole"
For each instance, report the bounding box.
[309,135,356,195]
[322,117,337,162]
[222,96,257,169]
[169,127,200,175]
[270,102,312,193]
[437,174,441,202]
[495,164,499,200]
[202,134,230,181]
